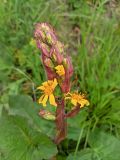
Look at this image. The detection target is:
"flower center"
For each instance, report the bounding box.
[72,94,80,101]
[44,86,53,95]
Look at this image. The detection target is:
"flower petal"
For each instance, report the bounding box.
[71,98,77,106]
[65,96,71,100]
[42,81,48,87]
[38,95,45,103]
[78,99,90,108]
[49,94,57,107]
[48,80,53,85]
[42,95,48,107]
[55,66,59,70]
[37,86,45,90]
[65,92,71,96]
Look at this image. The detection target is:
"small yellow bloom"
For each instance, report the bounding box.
[55,65,65,76]
[37,78,58,107]
[65,92,89,108]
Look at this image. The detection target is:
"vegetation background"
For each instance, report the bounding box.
[0,0,120,159]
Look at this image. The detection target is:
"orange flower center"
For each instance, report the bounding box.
[72,94,80,101]
[44,86,53,95]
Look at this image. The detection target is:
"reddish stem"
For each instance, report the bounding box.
[65,105,80,118]
[54,99,67,144]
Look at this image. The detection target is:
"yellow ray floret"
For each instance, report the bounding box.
[37,78,58,107]
[55,65,65,76]
[65,92,89,108]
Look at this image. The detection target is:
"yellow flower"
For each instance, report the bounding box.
[65,92,89,108]
[37,78,58,107]
[55,65,65,76]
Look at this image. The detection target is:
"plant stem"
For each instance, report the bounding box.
[54,99,67,144]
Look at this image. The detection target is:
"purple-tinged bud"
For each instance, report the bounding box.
[65,56,74,77]
[52,48,64,64]
[39,109,55,120]
[34,22,73,83]
[56,41,64,54]
[60,56,73,93]
[44,58,54,68]
[37,41,50,56]
[42,54,56,80]
[34,23,57,47]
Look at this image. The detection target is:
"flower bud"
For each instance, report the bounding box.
[44,58,54,68]
[34,23,57,46]
[56,41,64,54]
[34,23,73,83]
[60,57,73,93]
[39,109,55,120]
[52,49,63,64]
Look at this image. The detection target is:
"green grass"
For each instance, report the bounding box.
[0,0,120,159]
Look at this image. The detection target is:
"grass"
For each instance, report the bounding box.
[0,0,120,159]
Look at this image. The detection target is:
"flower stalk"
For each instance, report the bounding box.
[34,22,89,144]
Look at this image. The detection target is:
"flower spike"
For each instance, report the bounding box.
[34,23,89,144]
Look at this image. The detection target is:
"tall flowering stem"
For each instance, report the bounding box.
[34,23,89,144]
[55,99,67,144]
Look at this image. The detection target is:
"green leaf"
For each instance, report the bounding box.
[67,148,97,160]
[9,95,55,137]
[0,104,3,116]
[67,129,120,160]
[0,45,13,70]
[0,113,57,160]
[67,110,88,140]
[88,128,120,160]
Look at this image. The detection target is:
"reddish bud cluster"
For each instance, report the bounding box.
[34,22,73,93]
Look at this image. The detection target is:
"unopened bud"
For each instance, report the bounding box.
[34,23,57,46]
[44,58,54,68]
[40,42,50,56]
[52,53,57,62]
[56,41,64,54]
[63,58,67,65]
[39,109,55,120]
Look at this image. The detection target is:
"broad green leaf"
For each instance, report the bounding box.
[67,129,120,160]
[67,127,82,140]
[9,95,55,137]
[68,110,88,128]
[88,128,120,160]
[0,113,57,160]
[67,148,97,160]
[67,110,88,140]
